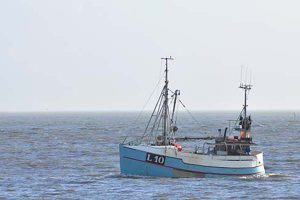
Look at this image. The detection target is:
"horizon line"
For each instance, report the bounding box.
[0,109,299,113]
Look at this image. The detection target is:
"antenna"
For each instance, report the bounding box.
[240,65,243,86]
[249,70,252,85]
[245,67,248,85]
[240,65,253,85]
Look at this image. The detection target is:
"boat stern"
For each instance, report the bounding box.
[252,151,265,175]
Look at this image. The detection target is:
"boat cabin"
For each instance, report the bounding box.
[213,136,252,156]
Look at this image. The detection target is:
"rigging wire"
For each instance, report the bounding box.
[168,89,208,134]
[178,99,208,135]
[146,93,164,135]
[229,109,244,135]
[122,65,165,143]
[131,64,164,124]
[133,74,164,125]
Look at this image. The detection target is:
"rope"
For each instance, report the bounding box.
[130,71,164,126]
[122,65,164,144]
[178,99,208,135]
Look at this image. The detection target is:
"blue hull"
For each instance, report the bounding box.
[119,144,265,178]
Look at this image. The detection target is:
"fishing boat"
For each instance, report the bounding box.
[119,57,265,177]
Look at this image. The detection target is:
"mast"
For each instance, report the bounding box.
[239,83,252,133]
[171,90,180,124]
[161,56,173,145]
[243,85,247,121]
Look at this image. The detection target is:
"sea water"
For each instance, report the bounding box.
[0,112,299,199]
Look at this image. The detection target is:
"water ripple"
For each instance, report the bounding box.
[0,112,299,199]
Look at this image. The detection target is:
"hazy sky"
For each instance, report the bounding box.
[1,0,300,111]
